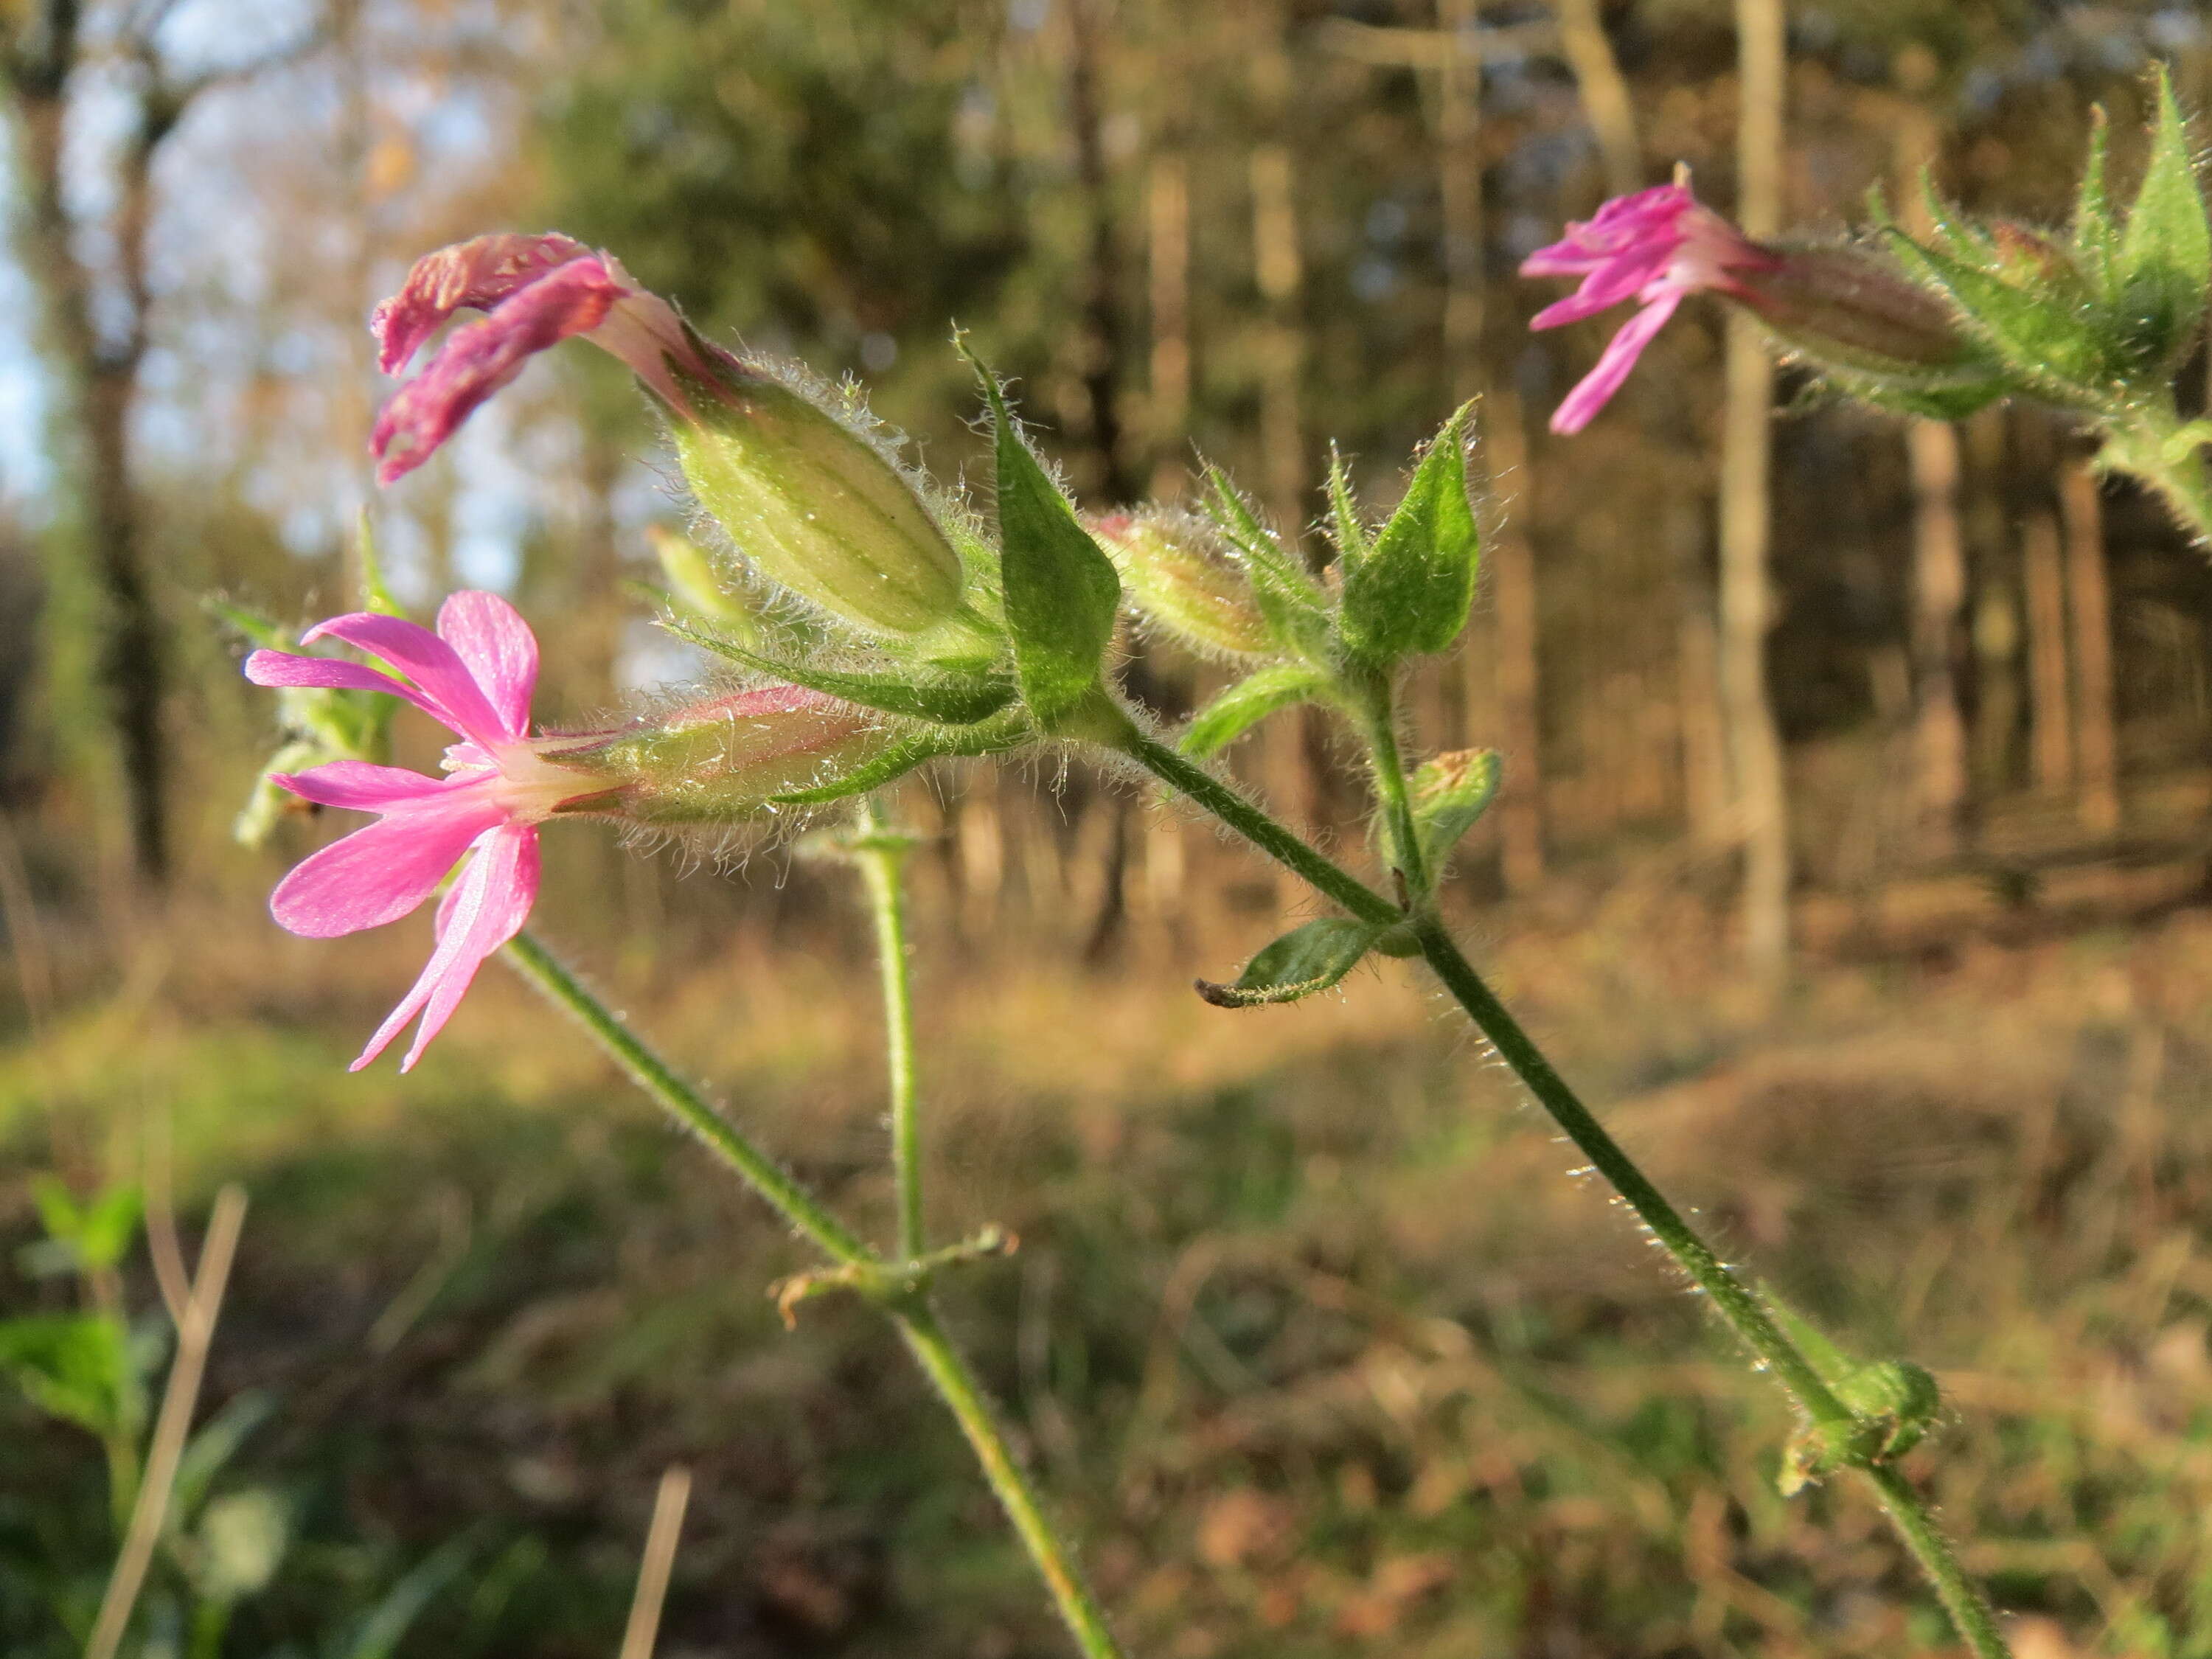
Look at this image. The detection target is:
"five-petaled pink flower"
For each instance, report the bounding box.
[1521,183,1779,434]
[246,592,605,1072]
[370,232,728,484]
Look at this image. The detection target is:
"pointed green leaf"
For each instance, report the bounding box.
[1326,444,1371,570]
[1886,231,2110,396]
[1194,918,1385,1007]
[667,622,1015,724]
[1181,663,1330,760]
[970,361,1120,725]
[1812,367,2011,422]
[2073,105,2118,292]
[2116,66,2210,365]
[1340,405,1481,664]
[0,1312,132,1438]
[1203,466,1332,661]
[1410,748,1500,870]
[766,711,1029,805]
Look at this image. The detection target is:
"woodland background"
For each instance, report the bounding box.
[5,1,2212,1655]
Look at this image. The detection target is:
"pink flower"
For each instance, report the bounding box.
[1521,183,1779,434]
[245,592,605,1072]
[370,233,728,484]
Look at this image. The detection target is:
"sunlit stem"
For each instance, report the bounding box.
[1105,706,2009,1658]
[855,796,925,1261]
[503,928,1126,1658]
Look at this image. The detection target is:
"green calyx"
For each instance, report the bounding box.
[672,363,967,637]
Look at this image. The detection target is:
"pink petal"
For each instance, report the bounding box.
[272,760,465,811]
[370,260,625,484]
[243,648,455,731]
[1528,243,1676,330]
[352,823,540,1073]
[436,591,537,738]
[372,232,591,374]
[1549,291,1683,435]
[269,788,507,939]
[302,612,510,751]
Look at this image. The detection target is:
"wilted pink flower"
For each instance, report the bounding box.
[370,233,726,484]
[369,233,967,636]
[246,592,607,1072]
[1521,183,1779,434]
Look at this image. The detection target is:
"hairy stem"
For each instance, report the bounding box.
[504,929,1124,1657]
[1347,667,1430,900]
[505,930,873,1266]
[1113,721,2009,1658]
[1107,717,1401,928]
[856,800,926,1261]
[896,1298,1126,1659]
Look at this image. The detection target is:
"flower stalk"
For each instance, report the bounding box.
[1103,690,2010,1659]
[500,927,1124,1659]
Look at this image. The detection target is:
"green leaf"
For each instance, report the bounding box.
[0,1312,132,1438]
[31,1177,141,1274]
[1340,405,1481,663]
[1409,748,1500,870]
[2073,104,2118,292]
[971,361,1120,726]
[1195,918,1385,1007]
[1811,368,2011,422]
[1180,664,1330,760]
[355,509,403,616]
[204,597,291,653]
[2116,66,2211,365]
[765,711,1029,806]
[1202,467,1332,661]
[173,1389,277,1523]
[1325,444,1370,569]
[1886,231,2110,397]
[667,622,1015,724]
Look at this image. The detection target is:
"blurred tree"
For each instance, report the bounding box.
[1,0,319,890]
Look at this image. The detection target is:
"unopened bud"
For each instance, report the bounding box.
[1734,243,1992,383]
[563,685,909,824]
[1086,510,1271,658]
[673,366,965,638]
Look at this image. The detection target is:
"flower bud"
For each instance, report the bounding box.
[1731,243,1992,383]
[672,368,967,639]
[560,684,909,825]
[1085,510,1271,658]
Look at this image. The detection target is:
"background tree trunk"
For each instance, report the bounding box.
[1719,0,1790,978]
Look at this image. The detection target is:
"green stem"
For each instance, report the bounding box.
[1346,667,1430,901]
[1113,727,2010,1658]
[504,931,873,1267]
[856,799,925,1262]
[1105,716,1401,929]
[2107,403,2212,547]
[895,1299,1127,1659]
[507,929,1124,1657]
[1411,918,1850,1424]
[1865,1464,2011,1659]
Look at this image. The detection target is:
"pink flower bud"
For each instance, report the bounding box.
[561,684,912,824]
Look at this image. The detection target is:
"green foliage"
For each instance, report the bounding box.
[0,1313,136,1441]
[29,1177,142,1275]
[1201,469,1332,665]
[1408,748,1500,872]
[669,622,1017,725]
[1338,406,1480,665]
[1194,918,1385,1007]
[2115,67,2211,372]
[973,366,1121,728]
[1180,664,1330,761]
